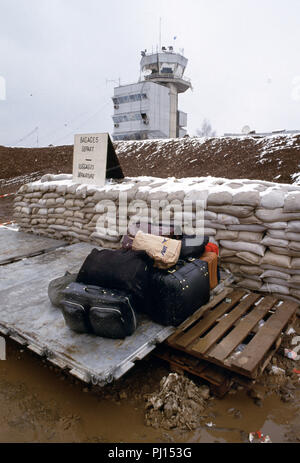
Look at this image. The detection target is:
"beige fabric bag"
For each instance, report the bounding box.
[132,230,181,269]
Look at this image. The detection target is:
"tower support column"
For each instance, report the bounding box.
[167,83,178,138]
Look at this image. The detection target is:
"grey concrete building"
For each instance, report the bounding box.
[112,47,191,141]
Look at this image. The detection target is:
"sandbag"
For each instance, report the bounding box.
[284,192,300,212]
[255,208,300,223]
[236,279,262,290]
[260,189,285,209]
[286,232,300,242]
[217,214,240,225]
[260,283,290,295]
[208,205,254,218]
[148,259,210,326]
[262,251,291,269]
[288,221,300,232]
[269,246,300,257]
[290,288,300,299]
[203,228,217,236]
[267,222,288,230]
[262,277,291,287]
[238,231,264,243]
[239,215,263,225]
[261,236,289,248]
[289,241,300,251]
[240,265,263,276]
[261,270,291,280]
[228,224,266,232]
[291,258,300,269]
[204,220,226,230]
[215,230,239,240]
[232,189,260,207]
[219,248,236,258]
[267,229,287,239]
[207,191,232,205]
[236,251,262,265]
[220,240,266,257]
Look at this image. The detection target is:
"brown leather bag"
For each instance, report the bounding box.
[199,251,218,289]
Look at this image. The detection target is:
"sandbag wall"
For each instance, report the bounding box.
[14,173,300,304]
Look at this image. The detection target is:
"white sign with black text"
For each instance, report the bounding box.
[73,133,108,186]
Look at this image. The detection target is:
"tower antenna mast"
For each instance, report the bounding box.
[159,17,162,51]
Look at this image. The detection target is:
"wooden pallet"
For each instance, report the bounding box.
[154,345,254,397]
[166,288,298,379]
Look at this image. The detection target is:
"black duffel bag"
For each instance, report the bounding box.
[76,248,152,311]
[179,235,209,260]
[148,259,210,326]
[61,282,137,339]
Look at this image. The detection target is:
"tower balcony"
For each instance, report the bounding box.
[144,73,192,93]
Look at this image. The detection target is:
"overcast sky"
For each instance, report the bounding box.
[0,0,300,147]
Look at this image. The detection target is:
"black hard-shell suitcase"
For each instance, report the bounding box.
[61,282,137,339]
[148,259,210,326]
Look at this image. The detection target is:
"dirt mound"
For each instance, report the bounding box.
[115,134,300,184]
[0,144,72,184]
[0,134,300,196]
[144,373,211,430]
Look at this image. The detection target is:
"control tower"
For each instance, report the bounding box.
[112,46,191,141]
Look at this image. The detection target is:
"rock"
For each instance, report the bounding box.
[254,399,263,407]
[249,388,264,401]
[119,391,127,400]
[198,385,210,400]
[144,373,210,431]
[281,392,294,403]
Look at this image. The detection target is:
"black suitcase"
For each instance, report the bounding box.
[148,259,210,326]
[179,235,209,260]
[61,282,137,339]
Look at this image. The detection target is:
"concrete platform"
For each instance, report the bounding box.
[0,235,174,386]
[0,228,68,265]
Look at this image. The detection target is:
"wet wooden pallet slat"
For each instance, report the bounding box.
[166,287,233,346]
[191,292,261,355]
[230,300,297,375]
[166,290,298,379]
[208,295,278,362]
[174,290,246,349]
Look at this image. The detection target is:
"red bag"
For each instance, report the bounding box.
[205,242,219,256]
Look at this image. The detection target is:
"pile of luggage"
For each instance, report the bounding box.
[48,231,220,339]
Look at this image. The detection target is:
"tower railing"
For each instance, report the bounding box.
[144,73,191,84]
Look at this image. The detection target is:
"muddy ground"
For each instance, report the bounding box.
[0,331,299,443]
[0,181,299,443]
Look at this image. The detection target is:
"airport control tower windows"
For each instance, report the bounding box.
[112,93,147,105]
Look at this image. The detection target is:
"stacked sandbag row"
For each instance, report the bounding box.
[13,173,300,304]
[207,186,300,304]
